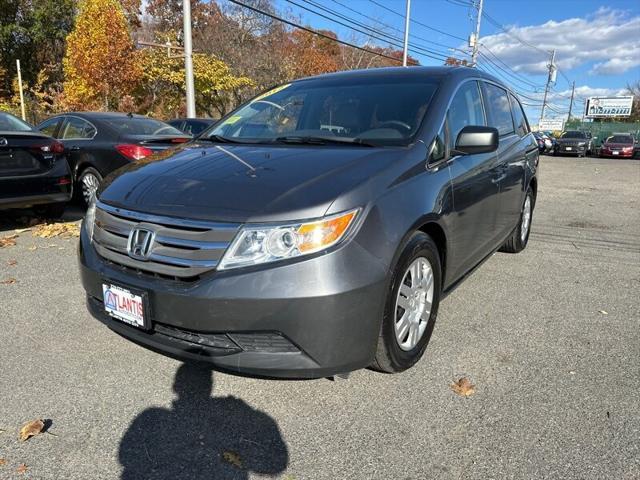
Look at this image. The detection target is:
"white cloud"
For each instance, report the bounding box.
[479,7,640,76]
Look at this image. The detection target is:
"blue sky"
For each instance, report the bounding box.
[271,0,640,122]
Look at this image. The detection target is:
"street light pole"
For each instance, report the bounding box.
[402,0,411,67]
[183,0,196,118]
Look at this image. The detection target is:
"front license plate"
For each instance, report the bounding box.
[612,151,619,155]
[102,283,147,328]
[565,147,572,150]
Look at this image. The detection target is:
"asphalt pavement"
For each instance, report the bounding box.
[0,156,639,479]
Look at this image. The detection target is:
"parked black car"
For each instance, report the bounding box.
[554,130,593,157]
[37,113,190,206]
[532,132,546,153]
[79,67,538,379]
[167,118,217,136]
[0,111,72,218]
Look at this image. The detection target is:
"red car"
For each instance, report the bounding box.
[599,134,636,158]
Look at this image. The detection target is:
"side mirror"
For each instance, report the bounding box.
[453,126,499,155]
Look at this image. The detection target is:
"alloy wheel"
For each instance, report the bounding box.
[394,257,434,351]
[81,172,100,205]
[521,195,532,243]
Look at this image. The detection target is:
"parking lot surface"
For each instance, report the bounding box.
[1,156,639,479]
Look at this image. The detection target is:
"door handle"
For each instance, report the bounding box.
[69,146,81,151]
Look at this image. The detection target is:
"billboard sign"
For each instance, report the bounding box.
[538,118,565,131]
[584,96,634,118]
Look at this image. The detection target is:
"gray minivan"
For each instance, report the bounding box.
[78,66,538,378]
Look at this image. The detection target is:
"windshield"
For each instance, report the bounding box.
[101,117,184,136]
[207,79,439,146]
[0,112,33,132]
[561,131,586,139]
[606,135,633,144]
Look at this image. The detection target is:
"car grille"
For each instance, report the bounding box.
[93,202,240,278]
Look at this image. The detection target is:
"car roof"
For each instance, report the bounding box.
[293,65,506,89]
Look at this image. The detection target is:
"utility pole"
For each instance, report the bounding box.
[540,49,556,122]
[470,0,484,66]
[16,59,26,121]
[183,0,196,118]
[567,80,575,120]
[402,0,411,67]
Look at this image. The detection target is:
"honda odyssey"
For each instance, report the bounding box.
[78,67,538,378]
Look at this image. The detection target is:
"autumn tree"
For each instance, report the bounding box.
[137,47,254,118]
[63,0,142,110]
[283,29,340,79]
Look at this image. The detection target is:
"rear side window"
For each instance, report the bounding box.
[0,112,33,131]
[38,118,61,137]
[482,83,514,136]
[509,94,529,137]
[61,117,96,139]
[447,80,485,148]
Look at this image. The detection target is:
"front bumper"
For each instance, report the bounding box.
[0,159,72,209]
[599,150,634,158]
[78,225,388,378]
[555,145,586,155]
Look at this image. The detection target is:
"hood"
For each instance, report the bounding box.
[602,142,633,148]
[98,142,402,223]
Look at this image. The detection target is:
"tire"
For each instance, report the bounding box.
[77,166,102,207]
[500,186,534,254]
[34,203,66,219]
[372,232,442,373]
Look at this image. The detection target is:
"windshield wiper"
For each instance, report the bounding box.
[198,134,244,144]
[274,136,376,147]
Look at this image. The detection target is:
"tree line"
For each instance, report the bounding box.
[0,0,416,123]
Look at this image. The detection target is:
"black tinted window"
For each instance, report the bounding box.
[429,127,446,164]
[38,118,60,137]
[483,83,514,136]
[0,112,33,132]
[606,135,633,144]
[61,117,96,139]
[447,81,485,148]
[561,131,586,139]
[509,94,529,137]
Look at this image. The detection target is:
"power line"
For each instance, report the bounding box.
[477,52,542,92]
[224,0,416,65]
[367,0,468,42]
[291,0,452,61]
[478,45,543,89]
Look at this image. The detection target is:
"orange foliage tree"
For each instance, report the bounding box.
[62,0,142,110]
[283,29,340,78]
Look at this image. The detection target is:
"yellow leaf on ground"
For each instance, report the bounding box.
[32,222,80,239]
[0,458,6,465]
[7,260,17,266]
[0,278,17,285]
[27,245,37,251]
[451,377,476,397]
[19,419,45,441]
[0,234,18,248]
[16,463,28,474]
[222,450,243,469]
[14,228,31,234]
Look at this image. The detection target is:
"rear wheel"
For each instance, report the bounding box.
[77,167,102,207]
[372,232,442,373]
[500,187,534,253]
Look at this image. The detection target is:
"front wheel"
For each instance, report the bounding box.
[500,187,534,253]
[372,232,442,373]
[77,167,103,208]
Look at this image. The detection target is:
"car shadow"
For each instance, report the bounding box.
[118,363,289,480]
[0,204,85,234]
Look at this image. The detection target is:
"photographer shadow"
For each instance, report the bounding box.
[119,363,288,480]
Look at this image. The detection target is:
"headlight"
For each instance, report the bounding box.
[218,209,359,270]
[84,198,96,243]
[578,142,586,146]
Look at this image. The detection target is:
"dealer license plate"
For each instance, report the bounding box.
[102,283,146,328]
[612,151,619,155]
[565,146,572,150]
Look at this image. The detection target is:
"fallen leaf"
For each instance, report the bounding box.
[0,278,17,285]
[19,419,44,441]
[14,228,31,234]
[32,222,80,239]
[0,234,18,248]
[27,245,37,251]
[451,377,476,397]
[7,260,17,266]
[0,458,6,466]
[222,450,243,469]
[16,463,28,474]
[598,310,608,315]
